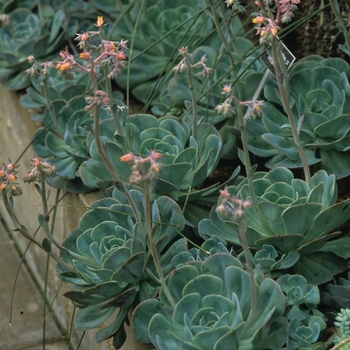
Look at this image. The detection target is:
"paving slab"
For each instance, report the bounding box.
[0,218,67,350]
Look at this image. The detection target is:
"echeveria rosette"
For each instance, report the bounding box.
[277,275,327,350]
[57,187,186,347]
[110,0,216,96]
[0,6,68,90]
[32,99,92,192]
[199,167,350,284]
[132,253,288,350]
[30,72,124,192]
[0,1,107,90]
[286,317,326,350]
[246,56,350,178]
[79,114,224,216]
[320,272,350,312]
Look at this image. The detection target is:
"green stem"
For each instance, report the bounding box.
[102,66,128,153]
[208,0,240,99]
[89,63,143,229]
[329,0,350,55]
[270,37,311,187]
[185,56,198,140]
[1,191,74,270]
[2,192,43,248]
[143,180,176,309]
[40,179,61,249]
[237,219,256,321]
[235,99,259,212]
[42,80,61,136]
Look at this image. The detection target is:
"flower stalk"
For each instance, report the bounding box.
[270,37,311,186]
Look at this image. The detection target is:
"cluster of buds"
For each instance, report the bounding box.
[216,187,251,220]
[25,55,54,80]
[173,47,212,78]
[252,16,280,43]
[215,84,264,119]
[85,89,110,113]
[120,151,162,184]
[252,0,301,43]
[55,50,75,80]
[54,16,128,81]
[23,157,56,184]
[279,0,301,23]
[224,0,245,13]
[0,162,22,196]
[73,16,128,78]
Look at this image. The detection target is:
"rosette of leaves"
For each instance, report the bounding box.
[277,274,326,323]
[199,167,350,284]
[320,272,350,311]
[109,0,217,96]
[237,244,300,279]
[27,66,124,192]
[286,317,326,350]
[80,113,227,226]
[57,186,186,347]
[0,0,98,90]
[132,253,288,349]
[32,98,92,192]
[246,55,350,178]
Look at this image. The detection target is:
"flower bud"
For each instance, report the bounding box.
[116,52,126,60]
[252,16,265,24]
[56,62,72,71]
[6,163,15,171]
[7,173,16,181]
[79,52,91,60]
[120,153,134,162]
[96,16,104,28]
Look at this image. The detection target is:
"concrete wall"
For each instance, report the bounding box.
[0,85,151,350]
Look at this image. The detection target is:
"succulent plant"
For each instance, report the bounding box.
[277,274,326,323]
[286,317,326,350]
[246,55,350,178]
[132,253,288,349]
[23,62,124,192]
[109,0,217,96]
[31,100,91,193]
[0,0,99,90]
[321,272,350,311]
[237,244,300,278]
[79,113,227,226]
[57,186,186,347]
[333,308,350,348]
[199,167,350,284]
